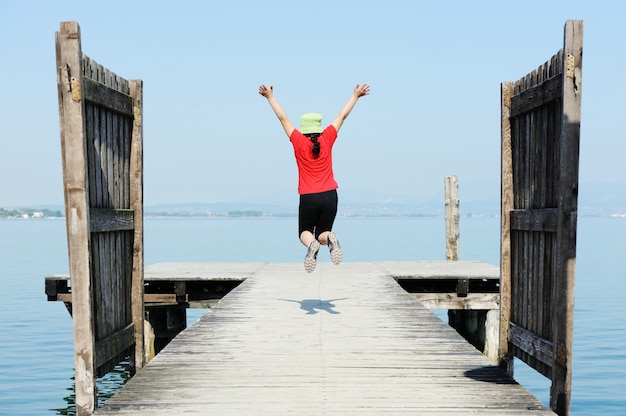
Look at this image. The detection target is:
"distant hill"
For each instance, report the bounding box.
[4,181,623,218]
[144,180,625,217]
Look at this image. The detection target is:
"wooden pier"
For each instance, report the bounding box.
[93,261,553,415]
[50,20,582,415]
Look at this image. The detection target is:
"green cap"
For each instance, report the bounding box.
[299,113,323,134]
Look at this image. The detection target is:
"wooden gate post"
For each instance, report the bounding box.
[56,22,97,414]
[56,21,145,415]
[551,20,583,414]
[499,81,514,376]
[499,20,583,416]
[129,79,145,371]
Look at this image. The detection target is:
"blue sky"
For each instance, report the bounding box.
[1,0,624,207]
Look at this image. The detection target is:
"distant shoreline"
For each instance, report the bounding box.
[2,210,625,220]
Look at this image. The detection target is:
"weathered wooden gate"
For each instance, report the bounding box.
[55,21,144,416]
[500,20,583,416]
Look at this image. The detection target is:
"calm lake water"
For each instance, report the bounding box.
[0,216,624,415]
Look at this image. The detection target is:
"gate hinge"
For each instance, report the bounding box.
[556,341,567,367]
[565,54,575,79]
[133,105,142,127]
[70,77,81,102]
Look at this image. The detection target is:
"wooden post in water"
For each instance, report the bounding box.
[444,176,499,362]
[445,176,460,261]
[445,176,473,347]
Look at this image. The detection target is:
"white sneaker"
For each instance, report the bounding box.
[304,240,320,273]
[327,232,343,265]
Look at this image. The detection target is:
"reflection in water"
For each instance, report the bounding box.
[51,360,131,415]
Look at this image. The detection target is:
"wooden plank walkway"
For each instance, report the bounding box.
[96,261,554,415]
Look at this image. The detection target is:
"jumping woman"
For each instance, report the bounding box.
[258,83,370,272]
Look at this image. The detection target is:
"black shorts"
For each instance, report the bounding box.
[298,189,338,239]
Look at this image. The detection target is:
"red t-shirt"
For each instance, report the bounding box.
[290,125,338,195]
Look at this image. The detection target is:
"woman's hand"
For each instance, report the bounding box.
[258,84,274,99]
[353,84,370,98]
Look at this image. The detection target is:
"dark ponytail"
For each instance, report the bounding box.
[307,133,321,158]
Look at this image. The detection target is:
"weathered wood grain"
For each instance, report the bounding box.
[510,208,558,232]
[56,20,144,415]
[96,262,553,415]
[83,76,133,116]
[444,175,459,261]
[56,20,97,414]
[501,20,582,415]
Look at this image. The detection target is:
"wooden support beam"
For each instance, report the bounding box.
[175,281,186,303]
[90,208,134,232]
[95,323,135,369]
[510,75,561,117]
[456,279,469,297]
[508,322,553,367]
[510,208,558,232]
[411,293,499,310]
[82,76,133,116]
